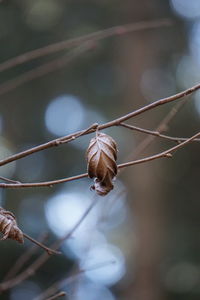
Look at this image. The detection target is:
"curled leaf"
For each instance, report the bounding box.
[0,207,24,244]
[86,132,118,196]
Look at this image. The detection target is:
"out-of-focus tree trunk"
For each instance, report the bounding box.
[117,1,167,299]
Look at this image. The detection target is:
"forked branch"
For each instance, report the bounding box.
[0,130,199,189]
[0,196,99,292]
[0,82,199,169]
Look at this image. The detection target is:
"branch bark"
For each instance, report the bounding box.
[0,131,199,189]
[0,82,199,169]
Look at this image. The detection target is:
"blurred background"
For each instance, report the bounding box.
[0,0,200,299]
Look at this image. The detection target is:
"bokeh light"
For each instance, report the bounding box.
[45,188,99,238]
[25,0,63,31]
[10,281,41,300]
[163,262,200,293]
[170,0,200,19]
[176,55,200,88]
[189,21,200,63]
[73,278,116,300]
[67,229,107,260]
[45,180,127,285]
[45,181,127,238]
[45,95,86,137]
[80,243,126,286]
[1,2,199,300]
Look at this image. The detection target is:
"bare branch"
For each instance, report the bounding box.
[120,123,200,143]
[0,43,93,96]
[0,173,88,188]
[34,260,115,300]
[45,291,66,300]
[0,131,199,189]
[119,131,200,168]
[0,196,98,292]
[0,83,199,169]
[0,126,196,289]
[120,99,190,144]
[0,207,59,254]
[23,233,61,256]
[0,176,21,184]
[126,100,187,160]
[0,19,171,73]
[3,233,48,281]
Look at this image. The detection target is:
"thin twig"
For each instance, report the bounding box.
[0,82,199,169]
[0,196,98,292]
[119,99,188,145]
[0,19,171,73]
[0,176,21,184]
[0,173,88,188]
[118,131,200,168]
[45,292,66,300]
[34,260,115,300]
[0,124,98,168]
[0,43,93,96]
[155,98,187,131]
[126,99,187,160]
[119,123,200,144]
[3,233,48,281]
[0,120,196,291]
[23,233,61,256]
[0,130,199,189]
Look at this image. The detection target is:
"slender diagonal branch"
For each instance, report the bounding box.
[0,176,21,184]
[0,131,199,189]
[23,233,61,256]
[0,123,98,167]
[0,82,199,169]
[126,99,187,160]
[120,98,188,144]
[119,131,200,168]
[34,260,115,300]
[0,196,98,292]
[0,43,93,96]
[45,292,66,300]
[46,292,66,300]
[0,19,171,73]
[0,119,197,291]
[120,123,200,143]
[3,233,48,281]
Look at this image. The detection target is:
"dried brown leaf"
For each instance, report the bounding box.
[86,132,118,196]
[0,207,24,244]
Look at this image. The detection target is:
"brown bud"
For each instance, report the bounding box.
[0,207,24,244]
[86,132,118,196]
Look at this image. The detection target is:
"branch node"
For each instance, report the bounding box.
[54,140,61,146]
[159,124,168,132]
[165,153,173,158]
[91,122,99,129]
